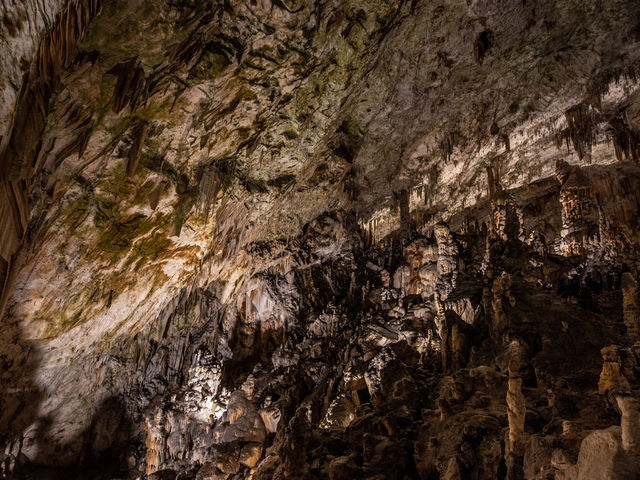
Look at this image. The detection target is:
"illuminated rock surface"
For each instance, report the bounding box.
[2,0,640,478]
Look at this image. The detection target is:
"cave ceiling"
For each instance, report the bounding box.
[2,0,640,478]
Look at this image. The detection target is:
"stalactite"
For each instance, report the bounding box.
[197,165,222,219]
[126,120,148,176]
[149,181,167,210]
[487,164,498,199]
[0,0,104,317]
[563,103,595,161]
[107,58,148,113]
[610,117,640,163]
[489,272,515,339]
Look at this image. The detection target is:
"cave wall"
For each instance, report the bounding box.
[1,0,640,478]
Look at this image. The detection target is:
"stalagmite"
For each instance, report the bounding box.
[506,356,526,480]
[145,409,166,476]
[434,222,458,300]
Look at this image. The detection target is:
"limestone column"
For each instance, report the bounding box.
[434,292,448,372]
[145,408,166,476]
[506,358,526,480]
[434,222,458,299]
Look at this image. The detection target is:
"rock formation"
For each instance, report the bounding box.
[2,0,640,479]
[622,273,640,340]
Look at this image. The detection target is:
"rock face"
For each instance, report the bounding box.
[2,0,640,479]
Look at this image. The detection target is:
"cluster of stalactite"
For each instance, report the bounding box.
[0,0,103,314]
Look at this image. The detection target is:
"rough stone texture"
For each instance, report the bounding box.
[0,0,67,145]
[2,0,640,479]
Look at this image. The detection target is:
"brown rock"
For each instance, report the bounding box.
[239,443,263,468]
[616,395,640,453]
[564,427,623,480]
[196,462,228,480]
[215,391,267,444]
[148,470,178,480]
[259,406,281,434]
[216,443,240,475]
[320,395,356,429]
[598,346,631,395]
[328,455,358,480]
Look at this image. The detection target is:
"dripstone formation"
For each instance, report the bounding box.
[2,0,640,479]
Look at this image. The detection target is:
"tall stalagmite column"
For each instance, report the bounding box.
[506,357,526,480]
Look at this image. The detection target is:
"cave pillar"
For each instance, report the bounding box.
[145,409,166,476]
[434,222,458,300]
[506,358,526,480]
